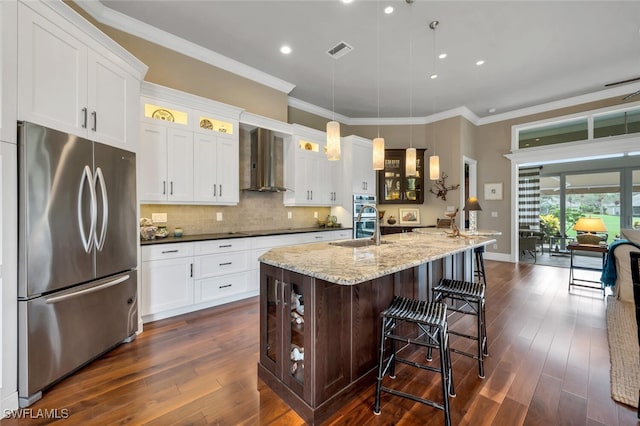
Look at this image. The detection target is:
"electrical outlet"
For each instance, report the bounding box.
[446,206,455,212]
[216,212,223,221]
[491,211,498,218]
[152,213,167,223]
[492,244,498,249]
[314,211,318,219]
[288,211,292,219]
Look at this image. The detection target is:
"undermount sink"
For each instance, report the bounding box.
[329,239,392,248]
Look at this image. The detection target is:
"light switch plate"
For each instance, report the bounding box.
[152,213,167,223]
[288,211,292,219]
[491,211,498,218]
[216,212,223,221]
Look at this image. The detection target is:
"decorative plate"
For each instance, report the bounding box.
[200,119,213,130]
[152,109,175,122]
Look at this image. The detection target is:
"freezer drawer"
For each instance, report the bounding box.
[18,271,138,406]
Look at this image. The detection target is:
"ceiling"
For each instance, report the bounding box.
[97,0,640,120]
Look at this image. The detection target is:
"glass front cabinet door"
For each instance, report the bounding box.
[378,149,425,204]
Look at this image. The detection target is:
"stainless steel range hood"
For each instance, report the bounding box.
[244,128,288,192]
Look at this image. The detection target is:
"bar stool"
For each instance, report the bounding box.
[432,278,488,378]
[373,296,455,426]
[474,245,487,286]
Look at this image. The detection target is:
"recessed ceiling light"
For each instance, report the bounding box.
[280,45,292,55]
[341,0,353,3]
[488,108,496,113]
[438,53,447,59]
[430,74,438,80]
[476,60,485,66]
[384,6,394,14]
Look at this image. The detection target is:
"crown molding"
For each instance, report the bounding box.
[476,84,640,126]
[287,97,350,123]
[75,0,295,94]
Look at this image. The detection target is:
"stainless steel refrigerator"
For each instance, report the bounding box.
[17,122,138,407]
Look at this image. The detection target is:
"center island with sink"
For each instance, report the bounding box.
[257,230,496,424]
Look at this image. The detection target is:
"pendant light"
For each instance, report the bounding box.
[372,1,385,170]
[429,20,440,180]
[405,0,416,177]
[326,58,341,161]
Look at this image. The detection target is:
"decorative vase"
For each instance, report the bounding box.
[387,216,396,225]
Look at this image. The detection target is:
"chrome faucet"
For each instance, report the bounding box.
[356,204,381,246]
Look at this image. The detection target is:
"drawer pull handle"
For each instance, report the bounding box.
[219,244,232,248]
[162,249,179,253]
[219,262,232,266]
[219,284,232,289]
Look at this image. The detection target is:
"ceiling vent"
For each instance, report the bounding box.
[326,41,354,59]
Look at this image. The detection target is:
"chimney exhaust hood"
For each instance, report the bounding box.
[244,128,288,192]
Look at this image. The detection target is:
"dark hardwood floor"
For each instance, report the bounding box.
[5,261,637,425]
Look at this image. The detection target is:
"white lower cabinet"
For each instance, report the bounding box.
[141,231,351,322]
[140,243,195,318]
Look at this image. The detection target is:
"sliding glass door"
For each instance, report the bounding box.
[564,171,620,243]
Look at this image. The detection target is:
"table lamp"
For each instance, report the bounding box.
[573,217,607,245]
[464,197,482,234]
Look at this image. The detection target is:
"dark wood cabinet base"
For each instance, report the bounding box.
[258,362,377,425]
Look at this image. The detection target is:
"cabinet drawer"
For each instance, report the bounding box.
[195,238,250,255]
[195,251,249,278]
[141,242,194,261]
[195,272,249,302]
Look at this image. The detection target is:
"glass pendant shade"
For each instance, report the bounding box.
[373,137,385,170]
[429,155,440,180]
[326,121,341,161]
[405,147,417,176]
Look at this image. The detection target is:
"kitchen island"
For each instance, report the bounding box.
[257,230,496,424]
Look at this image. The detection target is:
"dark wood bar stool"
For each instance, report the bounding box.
[373,296,455,426]
[432,278,488,378]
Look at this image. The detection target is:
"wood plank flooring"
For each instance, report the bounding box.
[4,261,637,425]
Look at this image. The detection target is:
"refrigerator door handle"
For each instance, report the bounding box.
[94,167,109,251]
[45,275,130,304]
[78,165,97,253]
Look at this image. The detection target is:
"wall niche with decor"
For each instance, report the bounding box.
[377,149,425,204]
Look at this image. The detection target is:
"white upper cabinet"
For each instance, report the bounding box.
[139,123,194,202]
[193,132,239,204]
[16,1,146,150]
[139,83,242,205]
[284,126,336,206]
[343,135,376,197]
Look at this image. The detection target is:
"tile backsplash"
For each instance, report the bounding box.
[140,193,331,235]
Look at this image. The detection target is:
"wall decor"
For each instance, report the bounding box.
[484,182,503,200]
[399,208,420,225]
[429,172,460,201]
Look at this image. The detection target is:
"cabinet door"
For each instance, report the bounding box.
[260,264,283,377]
[139,123,168,201]
[351,142,375,195]
[193,132,217,202]
[140,257,194,316]
[167,128,194,201]
[216,136,239,204]
[87,49,136,149]
[194,133,239,204]
[281,270,312,402]
[17,3,87,135]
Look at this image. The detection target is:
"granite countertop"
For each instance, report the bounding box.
[259,231,496,285]
[139,227,351,245]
